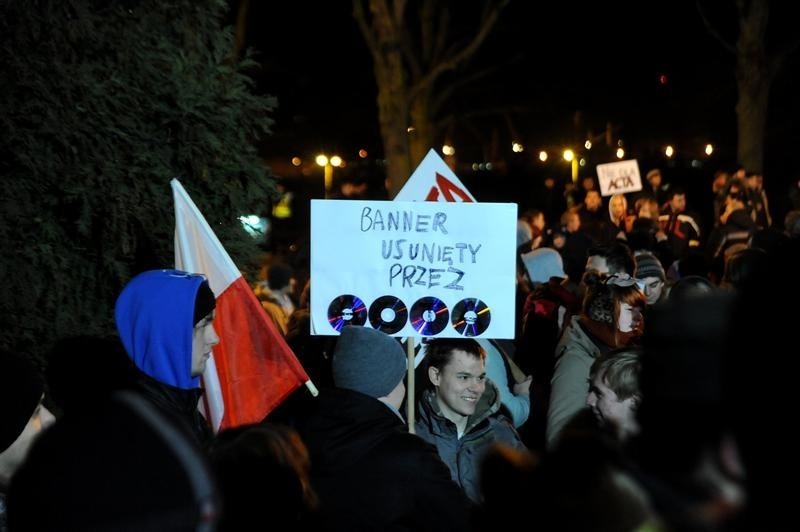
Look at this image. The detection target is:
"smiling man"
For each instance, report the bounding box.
[415,338,526,503]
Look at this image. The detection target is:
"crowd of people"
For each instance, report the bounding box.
[1,164,799,531]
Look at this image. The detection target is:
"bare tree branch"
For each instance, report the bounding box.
[695,0,736,54]
[409,0,508,102]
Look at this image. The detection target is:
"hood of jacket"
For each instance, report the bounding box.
[115,269,206,390]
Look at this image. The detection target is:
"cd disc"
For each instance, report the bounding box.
[451,298,491,337]
[327,294,367,332]
[410,296,449,336]
[368,295,408,334]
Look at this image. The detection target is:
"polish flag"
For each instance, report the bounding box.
[172,179,315,432]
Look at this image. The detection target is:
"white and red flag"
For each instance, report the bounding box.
[172,178,315,432]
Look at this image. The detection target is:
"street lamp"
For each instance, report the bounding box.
[563,149,578,183]
[316,153,343,198]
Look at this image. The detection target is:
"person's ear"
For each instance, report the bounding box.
[631,394,641,411]
[428,366,441,386]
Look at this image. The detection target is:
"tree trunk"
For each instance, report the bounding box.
[409,94,436,171]
[358,0,410,198]
[354,0,507,197]
[735,0,772,173]
[735,73,770,174]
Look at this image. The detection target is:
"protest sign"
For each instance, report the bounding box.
[596,159,642,196]
[310,199,516,338]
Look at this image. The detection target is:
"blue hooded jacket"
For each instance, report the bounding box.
[115,269,207,390]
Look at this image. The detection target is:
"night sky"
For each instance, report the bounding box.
[237,2,800,201]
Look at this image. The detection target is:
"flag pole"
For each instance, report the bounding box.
[305,379,319,397]
[406,338,415,434]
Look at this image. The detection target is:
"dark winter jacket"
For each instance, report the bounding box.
[415,381,526,502]
[296,387,471,531]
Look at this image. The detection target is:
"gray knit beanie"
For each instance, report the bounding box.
[634,252,666,282]
[332,326,407,398]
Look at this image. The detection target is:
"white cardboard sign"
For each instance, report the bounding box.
[596,159,643,196]
[310,199,516,338]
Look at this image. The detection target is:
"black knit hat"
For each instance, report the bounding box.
[0,351,44,453]
[193,280,216,326]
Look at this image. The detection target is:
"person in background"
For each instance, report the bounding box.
[743,171,772,229]
[255,262,297,321]
[577,190,609,245]
[641,168,670,207]
[115,269,219,447]
[607,193,631,241]
[633,251,668,306]
[516,247,580,451]
[658,188,702,261]
[480,339,531,429]
[586,348,643,443]
[415,338,526,503]
[0,351,56,531]
[546,271,645,448]
[559,209,594,283]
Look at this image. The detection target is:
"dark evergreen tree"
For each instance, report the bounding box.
[0,0,277,361]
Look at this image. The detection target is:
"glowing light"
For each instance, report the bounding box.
[358,149,368,158]
[563,149,575,162]
[616,148,625,159]
[315,154,328,167]
[291,157,302,166]
[705,143,714,156]
[538,151,548,162]
[665,145,674,158]
[442,144,455,156]
[585,140,592,149]
[512,142,524,153]
[330,155,343,167]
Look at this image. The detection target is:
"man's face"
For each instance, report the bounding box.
[192,311,220,377]
[566,213,580,233]
[648,173,661,188]
[670,194,686,213]
[640,276,664,305]
[0,397,55,474]
[586,372,639,441]
[585,191,602,212]
[429,349,486,421]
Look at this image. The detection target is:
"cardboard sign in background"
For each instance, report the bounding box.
[310,199,516,338]
[596,159,643,196]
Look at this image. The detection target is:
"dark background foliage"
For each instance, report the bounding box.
[0,0,277,362]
